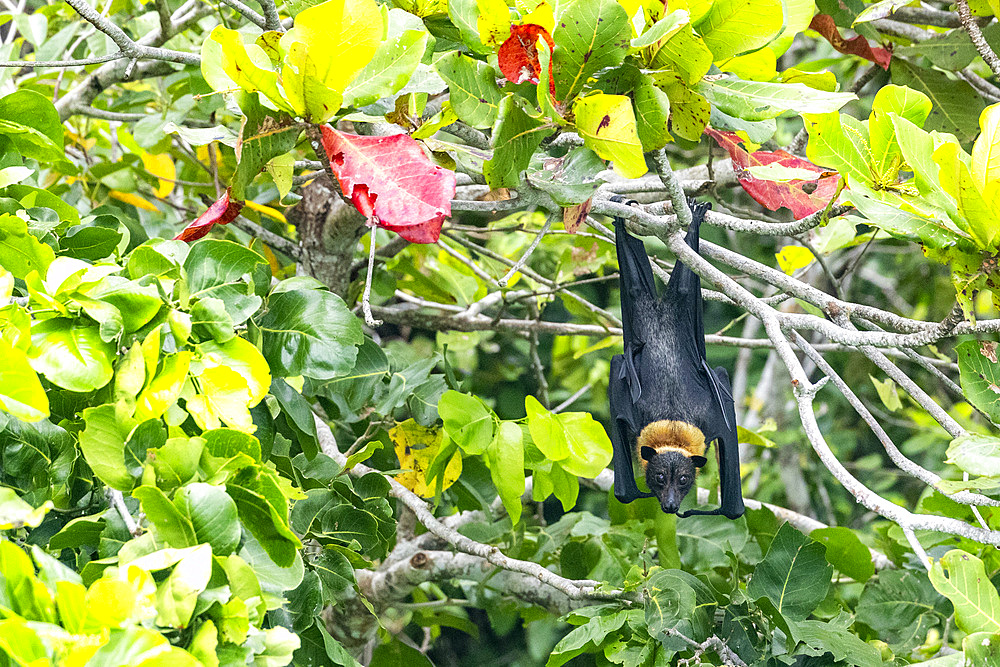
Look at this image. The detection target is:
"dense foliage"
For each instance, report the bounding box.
[4,0,1000,665]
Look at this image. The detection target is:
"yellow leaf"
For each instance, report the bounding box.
[142,153,176,198]
[518,0,554,32]
[279,0,383,120]
[391,420,462,498]
[972,103,1000,191]
[244,199,287,223]
[109,190,159,212]
[478,0,512,47]
[574,93,647,178]
[775,245,814,274]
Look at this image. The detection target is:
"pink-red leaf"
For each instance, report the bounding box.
[498,24,556,97]
[174,189,245,242]
[809,15,891,70]
[320,127,456,244]
[705,128,840,219]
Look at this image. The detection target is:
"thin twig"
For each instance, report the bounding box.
[363,225,382,328]
[957,0,1000,77]
[498,215,554,287]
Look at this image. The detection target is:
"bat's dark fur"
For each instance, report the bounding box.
[607,197,745,519]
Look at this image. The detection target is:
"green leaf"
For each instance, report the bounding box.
[133,485,198,547]
[573,93,646,179]
[483,95,552,189]
[693,0,783,61]
[526,147,606,206]
[929,549,1000,635]
[486,421,525,525]
[228,466,303,567]
[230,93,300,201]
[551,0,630,102]
[947,434,1000,477]
[344,9,429,108]
[0,90,64,162]
[439,390,495,455]
[803,112,872,187]
[645,569,715,646]
[0,339,48,422]
[809,526,875,582]
[184,240,268,319]
[434,52,503,130]
[648,22,713,85]
[204,26,292,115]
[788,618,883,667]
[699,79,856,122]
[79,405,139,492]
[650,72,711,141]
[197,337,272,407]
[547,609,629,667]
[747,523,833,621]
[0,213,54,280]
[173,483,242,556]
[955,340,1000,423]
[191,297,235,344]
[891,58,984,141]
[525,394,568,460]
[964,632,1000,665]
[187,365,255,433]
[869,375,903,412]
[857,569,949,652]
[29,318,115,393]
[258,289,363,380]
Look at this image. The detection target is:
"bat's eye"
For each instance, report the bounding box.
[679,475,690,485]
[655,473,665,484]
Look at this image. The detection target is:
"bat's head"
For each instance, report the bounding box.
[640,448,698,513]
[636,420,708,514]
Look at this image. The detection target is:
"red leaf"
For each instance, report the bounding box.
[809,14,891,70]
[320,127,456,244]
[498,24,556,97]
[174,189,245,242]
[705,127,840,219]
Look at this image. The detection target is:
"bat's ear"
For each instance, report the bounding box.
[640,446,657,462]
[690,455,708,468]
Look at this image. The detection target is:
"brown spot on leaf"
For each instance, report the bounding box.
[981,340,998,364]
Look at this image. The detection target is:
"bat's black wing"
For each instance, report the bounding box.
[609,196,655,503]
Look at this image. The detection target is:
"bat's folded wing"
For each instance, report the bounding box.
[609,354,653,503]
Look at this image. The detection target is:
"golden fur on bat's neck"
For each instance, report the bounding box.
[636,420,706,467]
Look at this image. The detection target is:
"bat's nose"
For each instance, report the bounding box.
[661,499,679,514]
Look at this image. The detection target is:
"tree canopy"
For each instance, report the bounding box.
[2,0,1000,665]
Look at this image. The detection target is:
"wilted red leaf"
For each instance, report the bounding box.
[809,15,891,70]
[174,189,244,242]
[320,127,456,243]
[498,24,556,96]
[705,127,840,219]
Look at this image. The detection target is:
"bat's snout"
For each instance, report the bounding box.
[660,492,681,514]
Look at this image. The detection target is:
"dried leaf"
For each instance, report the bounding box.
[808,15,891,70]
[563,197,592,233]
[174,189,245,242]
[705,127,840,219]
[320,127,456,243]
[498,24,556,96]
[391,420,461,498]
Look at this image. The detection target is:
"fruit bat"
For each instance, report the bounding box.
[607,196,745,519]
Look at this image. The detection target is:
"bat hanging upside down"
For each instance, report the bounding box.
[607,196,745,519]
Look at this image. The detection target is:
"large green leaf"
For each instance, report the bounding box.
[699,79,855,122]
[0,213,54,280]
[891,59,983,142]
[0,90,64,162]
[930,549,1000,635]
[230,93,300,201]
[183,240,269,321]
[747,523,832,620]
[946,434,1000,477]
[551,0,630,102]
[809,526,875,583]
[257,289,363,379]
[957,340,1000,424]
[434,52,503,129]
[484,96,552,189]
[857,569,949,652]
[173,483,242,556]
[693,0,784,61]
[788,618,883,667]
[79,404,139,492]
[486,421,525,525]
[29,318,114,393]
[438,390,494,455]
